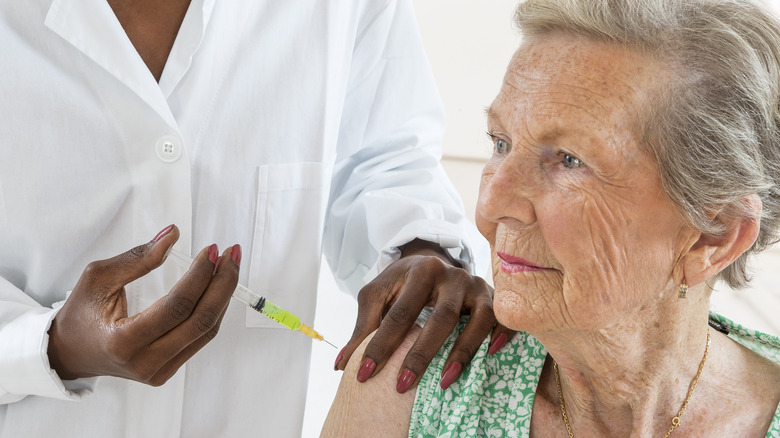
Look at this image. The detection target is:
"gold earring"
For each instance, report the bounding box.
[679,279,688,299]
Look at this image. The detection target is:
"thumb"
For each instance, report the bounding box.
[97,224,180,290]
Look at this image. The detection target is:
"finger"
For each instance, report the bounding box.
[488,323,517,356]
[390,290,464,393]
[79,224,181,293]
[358,276,441,383]
[118,244,219,348]
[144,301,230,386]
[438,294,496,390]
[144,260,236,386]
[142,245,239,365]
[335,281,395,371]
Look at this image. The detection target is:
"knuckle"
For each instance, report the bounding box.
[470,301,496,323]
[411,257,445,277]
[357,285,385,307]
[386,303,413,327]
[364,340,389,362]
[192,308,220,336]
[430,300,461,323]
[135,245,160,271]
[350,314,372,336]
[167,295,196,321]
[421,254,445,268]
[403,349,431,371]
[452,342,479,361]
[119,245,146,267]
[203,325,220,341]
[128,244,147,259]
[82,261,106,279]
[476,275,491,289]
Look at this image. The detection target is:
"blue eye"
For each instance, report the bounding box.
[562,153,586,169]
[487,133,512,154]
[495,139,511,154]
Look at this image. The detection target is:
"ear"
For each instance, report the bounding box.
[681,194,761,287]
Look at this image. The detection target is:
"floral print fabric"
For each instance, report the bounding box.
[409,312,780,438]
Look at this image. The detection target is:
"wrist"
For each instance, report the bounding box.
[398,239,462,268]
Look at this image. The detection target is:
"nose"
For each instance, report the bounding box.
[477,157,538,226]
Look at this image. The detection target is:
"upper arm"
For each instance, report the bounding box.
[320,324,421,438]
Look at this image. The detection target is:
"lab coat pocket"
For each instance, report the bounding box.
[246,162,330,328]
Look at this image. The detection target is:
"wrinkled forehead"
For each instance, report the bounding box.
[498,33,666,129]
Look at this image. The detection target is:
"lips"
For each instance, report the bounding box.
[497,251,552,273]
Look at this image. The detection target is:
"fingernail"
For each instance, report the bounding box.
[356,357,376,383]
[440,362,462,390]
[334,346,346,370]
[231,244,242,264]
[152,225,174,242]
[488,333,508,355]
[396,369,416,394]
[208,244,219,265]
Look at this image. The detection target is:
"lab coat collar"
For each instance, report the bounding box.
[43,0,214,129]
[158,0,215,98]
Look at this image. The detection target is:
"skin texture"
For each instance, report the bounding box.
[321,327,418,438]
[324,33,780,437]
[480,34,780,437]
[48,226,240,385]
[47,3,506,390]
[107,0,192,82]
[335,239,512,395]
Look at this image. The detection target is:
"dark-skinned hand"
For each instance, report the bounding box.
[47,225,240,386]
[334,239,515,393]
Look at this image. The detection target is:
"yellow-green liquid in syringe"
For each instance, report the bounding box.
[232,283,337,348]
[167,249,336,348]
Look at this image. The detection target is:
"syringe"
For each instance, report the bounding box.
[167,249,336,348]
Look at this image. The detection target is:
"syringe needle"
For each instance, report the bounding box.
[322,339,338,349]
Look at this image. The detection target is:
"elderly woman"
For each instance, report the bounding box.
[321,0,780,436]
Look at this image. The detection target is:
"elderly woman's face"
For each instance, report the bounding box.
[478,34,695,331]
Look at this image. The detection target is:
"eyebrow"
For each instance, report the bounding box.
[484,105,507,131]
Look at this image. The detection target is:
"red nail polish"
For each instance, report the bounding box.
[488,333,508,355]
[152,225,174,242]
[334,347,346,370]
[356,358,376,383]
[208,244,219,265]
[396,369,416,394]
[231,244,242,264]
[440,362,462,390]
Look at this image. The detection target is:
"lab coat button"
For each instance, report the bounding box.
[155,137,182,162]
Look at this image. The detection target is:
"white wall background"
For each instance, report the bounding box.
[301,1,780,436]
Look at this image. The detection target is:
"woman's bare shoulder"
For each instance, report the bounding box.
[320,324,422,438]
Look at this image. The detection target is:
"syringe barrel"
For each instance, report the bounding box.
[232,284,263,310]
[260,299,302,331]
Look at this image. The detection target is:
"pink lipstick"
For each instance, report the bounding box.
[497,251,551,273]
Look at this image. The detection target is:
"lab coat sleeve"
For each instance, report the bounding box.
[0,279,97,403]
[324,0,490,295]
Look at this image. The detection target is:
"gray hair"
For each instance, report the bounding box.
[515,0,780,289]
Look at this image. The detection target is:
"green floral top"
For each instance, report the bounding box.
[409,312,780,438]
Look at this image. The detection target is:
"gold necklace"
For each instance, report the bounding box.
[553,329,711,438]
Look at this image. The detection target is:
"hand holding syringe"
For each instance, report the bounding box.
[167,249,336,348]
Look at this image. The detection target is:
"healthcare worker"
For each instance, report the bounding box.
[0,0,508,437]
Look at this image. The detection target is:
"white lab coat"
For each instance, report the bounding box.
[0,0,488,436]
